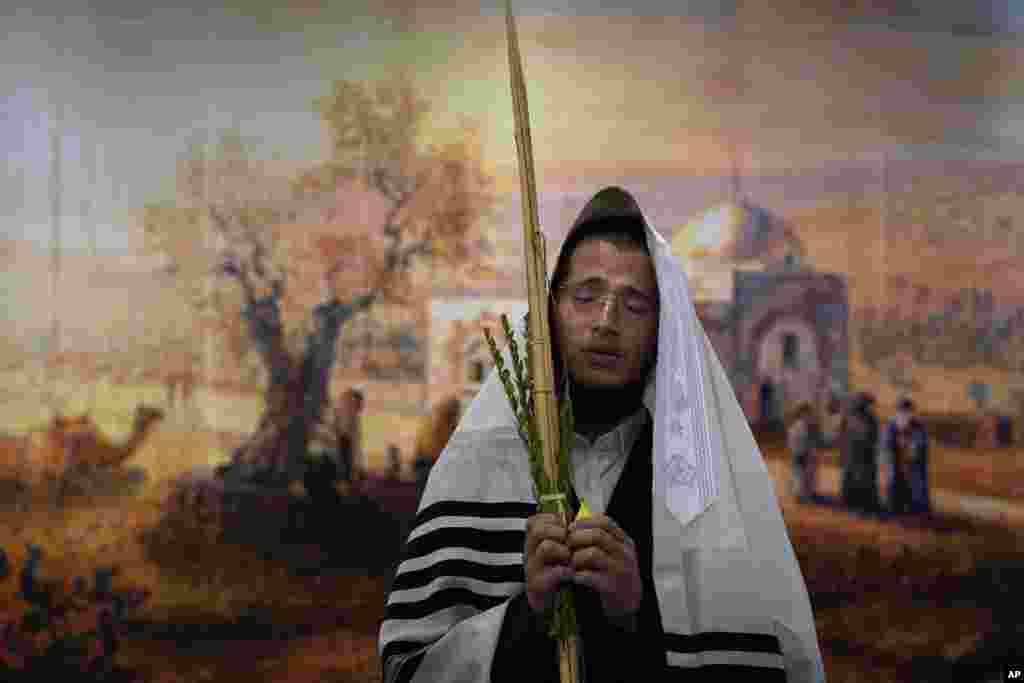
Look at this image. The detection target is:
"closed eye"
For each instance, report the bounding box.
[624,296,655,314]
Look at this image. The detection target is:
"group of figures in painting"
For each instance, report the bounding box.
[786,393,931,516]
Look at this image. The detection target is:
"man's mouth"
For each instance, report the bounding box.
[585,349,622,367]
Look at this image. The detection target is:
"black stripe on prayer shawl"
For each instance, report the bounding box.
[663,631,783,654]
[412,500,536,527]
[663,631,786,680]
[382,501,545,680]
[385,587,509,621]
[402,527,525,558]
[390,558,525,593]
[385,501,532,628]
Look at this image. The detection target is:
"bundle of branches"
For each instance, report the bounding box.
[484,314,577,640]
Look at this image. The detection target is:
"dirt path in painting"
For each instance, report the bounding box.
[765,457,1024,527]
[769,449,1024,683]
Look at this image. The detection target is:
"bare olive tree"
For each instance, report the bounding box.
[142,71,493,486]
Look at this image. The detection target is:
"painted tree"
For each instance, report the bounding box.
[142,71,493,486]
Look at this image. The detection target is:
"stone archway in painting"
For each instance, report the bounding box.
[751,314,824,422]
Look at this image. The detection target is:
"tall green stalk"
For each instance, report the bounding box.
[484,313,577,640]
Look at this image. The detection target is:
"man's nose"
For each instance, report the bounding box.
[595,295,620,329]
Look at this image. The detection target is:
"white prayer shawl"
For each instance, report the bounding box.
[379,187,825,682]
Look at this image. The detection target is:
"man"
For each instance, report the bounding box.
[379,187,824,682]
[339,387,367,480]
[839,392,881,515]
[786,402,824,503]
[882,398,929,515]
[306,387,363,498]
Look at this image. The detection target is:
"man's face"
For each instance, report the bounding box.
[553,237,659,391]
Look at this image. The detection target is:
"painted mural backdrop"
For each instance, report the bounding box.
[2,2,1023,681]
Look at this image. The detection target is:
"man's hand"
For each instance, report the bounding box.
[567,514,642,628]
[524,513,574,615]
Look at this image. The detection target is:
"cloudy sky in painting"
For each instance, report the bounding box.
[2,0,1024,254]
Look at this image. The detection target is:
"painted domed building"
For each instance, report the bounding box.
[672,197,849,427]
[425,190,850,433]
[679,198,805,299]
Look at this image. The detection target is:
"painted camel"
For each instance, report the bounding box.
[0,405,164,499]
[61,404,165,480]
[0,414,96,491]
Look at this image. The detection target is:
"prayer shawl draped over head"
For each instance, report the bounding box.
[379,187,825,682]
